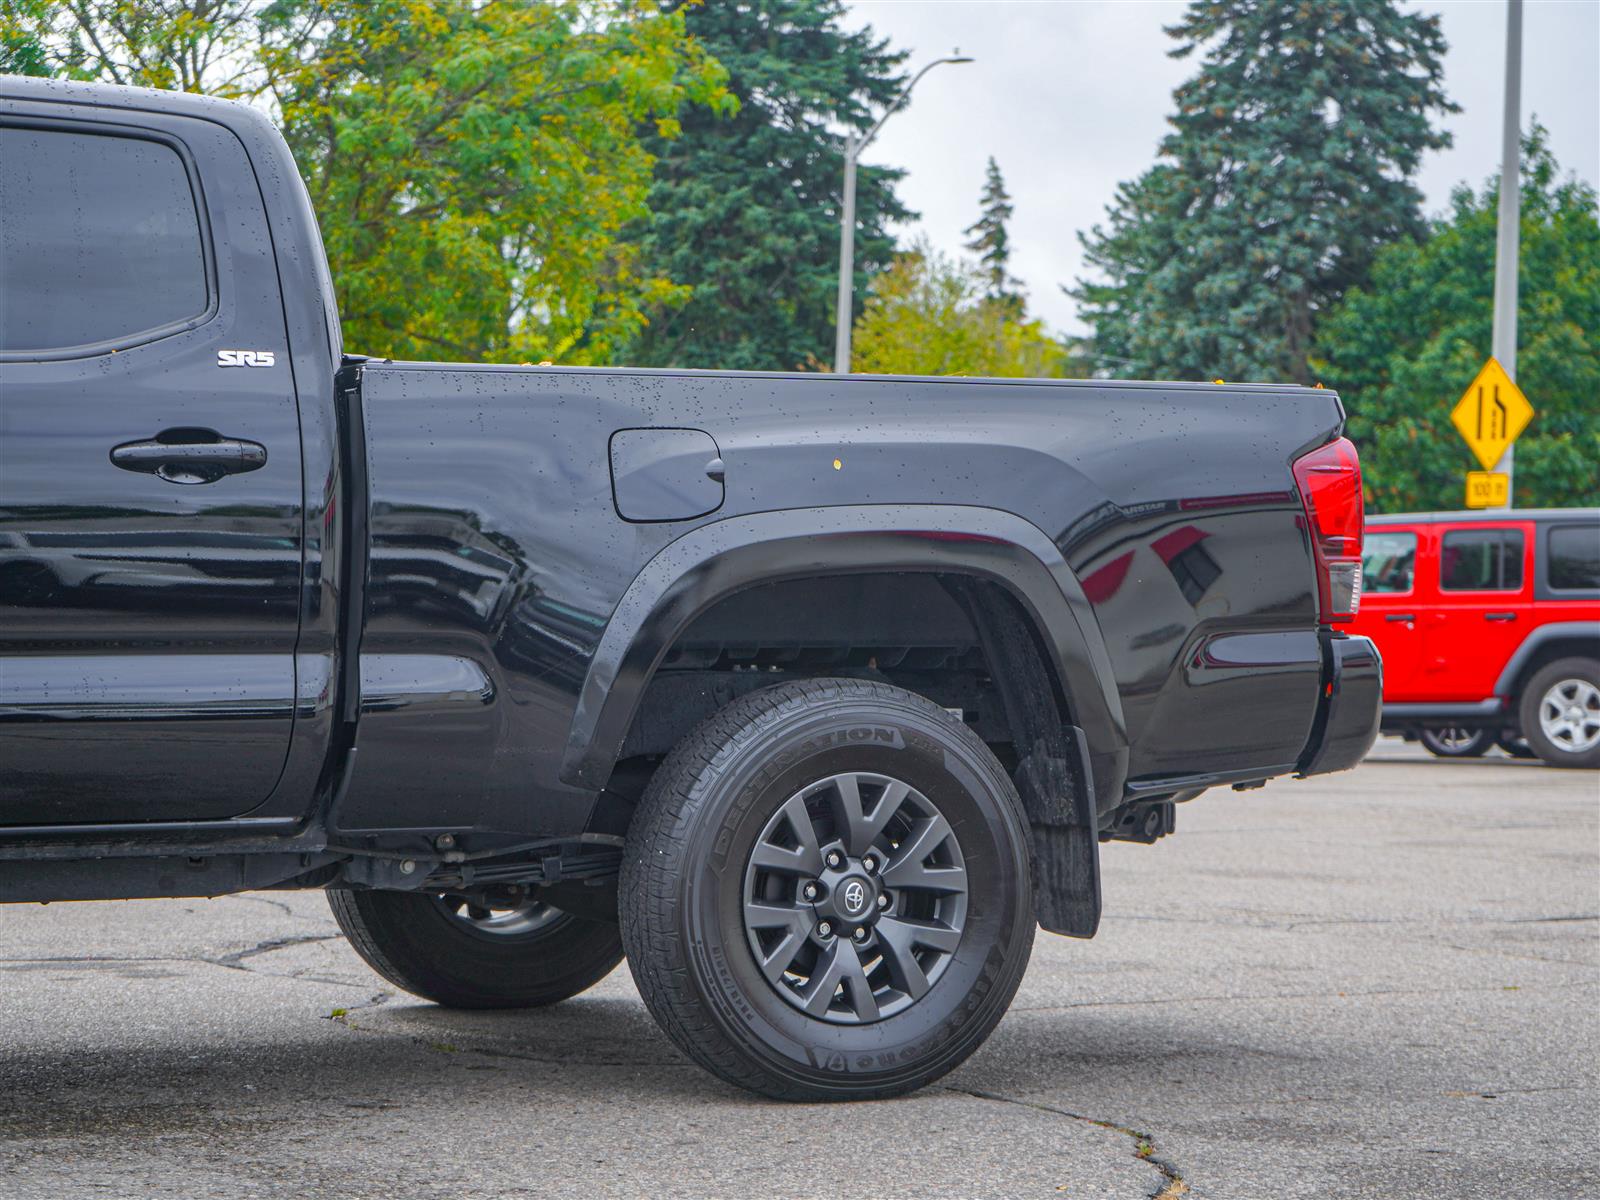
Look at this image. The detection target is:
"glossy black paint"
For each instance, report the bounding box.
[0,77,344,834]
[1,78,1370,901]
[341,361,1341,837]
[1,95,302,823]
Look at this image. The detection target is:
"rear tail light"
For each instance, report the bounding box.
[1293,436,1364,623]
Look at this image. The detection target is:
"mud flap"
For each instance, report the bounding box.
[950,581,1102,938]
[1014,728,1101,937]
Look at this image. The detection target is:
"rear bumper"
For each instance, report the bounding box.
[1297,633,1382,777]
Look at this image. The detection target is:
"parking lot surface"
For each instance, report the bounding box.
[1,742,1595,1199]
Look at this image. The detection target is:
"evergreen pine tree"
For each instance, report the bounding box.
[964,157,1020,310]
[622,0,913,370]
[1071,0,1455,383]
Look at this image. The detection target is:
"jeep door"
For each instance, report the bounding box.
[0,104,302,825]
[1427,520,1534,702]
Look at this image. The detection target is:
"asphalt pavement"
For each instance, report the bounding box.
[1,741,1595,1199]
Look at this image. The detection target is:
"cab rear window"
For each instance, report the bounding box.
[1363,531,1417,593]
[1440,528,1523,591]
[1548,525,1600,591]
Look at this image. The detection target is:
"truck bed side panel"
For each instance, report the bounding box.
[341,366,1341,834]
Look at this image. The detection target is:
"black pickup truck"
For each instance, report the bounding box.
[0,78,1381,1100]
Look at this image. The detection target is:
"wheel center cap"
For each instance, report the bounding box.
[840,878,870,917]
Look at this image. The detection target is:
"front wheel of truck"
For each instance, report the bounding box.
[328,888,623,1008]
[620,678,1035,1101]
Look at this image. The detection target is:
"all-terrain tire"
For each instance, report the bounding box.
[328,888,623,1008]
[620,677,1035,1101]
[1517,657,1600,769]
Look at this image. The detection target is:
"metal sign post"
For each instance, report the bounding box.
[1489,0,1523,509]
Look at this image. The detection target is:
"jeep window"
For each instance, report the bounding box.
[1440,528,1524,591]
[1548,525,1600,591]
[1362,531,1417,594]
[0,125,208,354]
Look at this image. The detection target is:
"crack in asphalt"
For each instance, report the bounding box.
[945,1085,1188,1198]
[0,933,366,992]
[218,894,296,918]
[214,933,344,968]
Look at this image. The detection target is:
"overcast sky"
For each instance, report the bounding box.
[839,1,1600,336]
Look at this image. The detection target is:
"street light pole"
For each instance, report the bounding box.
[833,55,974,374]
[1490,0,1522,509]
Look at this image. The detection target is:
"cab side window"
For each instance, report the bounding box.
[0,125,209,356]
[1440,528,1523,591]
[1362,531,1417,593]
[1547,525,1600,591]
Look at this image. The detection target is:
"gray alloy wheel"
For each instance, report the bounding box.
[1418,726,1490,758]
[741,771,968,1025]
[1517,657,1600,769]
[620,677,1035,1101]
[1536,677,1600,756]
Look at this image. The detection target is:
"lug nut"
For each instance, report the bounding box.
[802,882,820,901]
[876,892,890,910]
[852,926,870,944]
[825,850,844,869]
[817,921,833,938]
[862,854,878,873]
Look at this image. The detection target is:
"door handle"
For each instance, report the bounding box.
[1384,613,1416,622]
[1484,611,1518,622]
[110,428,268,485]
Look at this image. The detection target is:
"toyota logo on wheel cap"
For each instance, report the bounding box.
[842,880,867,914]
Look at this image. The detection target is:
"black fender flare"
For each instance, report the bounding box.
[559,504,1128,811]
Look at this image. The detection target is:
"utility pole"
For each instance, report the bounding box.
[833,55,973,374]
[1490,0,1522,509]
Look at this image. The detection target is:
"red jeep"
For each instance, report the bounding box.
[1351,509,1600,767]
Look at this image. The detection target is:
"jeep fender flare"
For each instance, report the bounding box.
[1493,621,1600,698]
[560,504,1128,811]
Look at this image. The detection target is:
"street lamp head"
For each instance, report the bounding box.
[942,56,976,65]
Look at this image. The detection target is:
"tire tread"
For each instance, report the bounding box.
[620,677,1033,1101]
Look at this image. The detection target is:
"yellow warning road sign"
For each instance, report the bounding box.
[1451,357,1533,471]
[1465,471,1509,509]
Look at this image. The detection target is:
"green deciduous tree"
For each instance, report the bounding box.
[1072,0,1455,384]
[0,0,53,75]
[1316,128,1600,512]
[964,156,1019,310]
[852,239,1073,379]
[620,0,912,371]
[3,0,731,363]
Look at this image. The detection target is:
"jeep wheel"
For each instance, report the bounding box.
[620,678,1035,1101]
[328,888,623,1008]
[1419,726,1490,758]
[1518,657,1600,769]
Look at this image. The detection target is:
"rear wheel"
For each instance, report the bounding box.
[1419,726,1491,758]
[1518,658,1600,769]
[1495,734,1538,760]
[620,678,1035,1101]
[328,887,623,1008]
